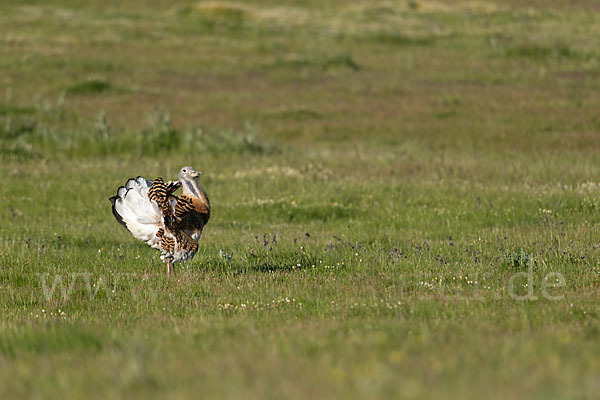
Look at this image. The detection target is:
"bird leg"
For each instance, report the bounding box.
[165,258,174,277]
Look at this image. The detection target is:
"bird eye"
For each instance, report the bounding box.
[183,169,187,173]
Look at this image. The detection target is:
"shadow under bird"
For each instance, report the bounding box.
[109,166,210,275]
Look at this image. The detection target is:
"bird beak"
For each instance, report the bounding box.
[192,171,201,178]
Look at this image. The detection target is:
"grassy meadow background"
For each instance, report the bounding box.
[2,0,600,398]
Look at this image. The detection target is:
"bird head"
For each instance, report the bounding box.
[178,166,201,181]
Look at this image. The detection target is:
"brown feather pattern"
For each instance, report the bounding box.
[148,178,172,222]
[148,178,206,259]
[174,196,195,220]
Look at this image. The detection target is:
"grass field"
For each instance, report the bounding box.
[2,0,600,398]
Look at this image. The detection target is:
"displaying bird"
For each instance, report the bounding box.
[109,166,210,275]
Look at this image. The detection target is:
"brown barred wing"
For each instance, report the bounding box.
[174,195,195,221]
[175,194,210,225]
[165,180,181,195]
[156,228,176,254]
[148,177,167,203]
[148,178,173,225]
[156,227,198,261]
[175,230,199,256]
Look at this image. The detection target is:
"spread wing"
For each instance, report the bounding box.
[147,178,170,216]
[174,195,194,220]
[172,195,210,225]
[171,194,210,242]
[155,227,198,257]
[148,178,180,227]
[165,180,181,195]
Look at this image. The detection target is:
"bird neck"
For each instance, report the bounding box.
[182,178,209,206]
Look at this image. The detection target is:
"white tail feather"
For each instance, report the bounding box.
[113,178,163,245]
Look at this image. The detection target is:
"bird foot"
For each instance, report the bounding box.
[165,259,175,276]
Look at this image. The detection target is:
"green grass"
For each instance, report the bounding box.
[66,78,113,95]
[1,0,600,398]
